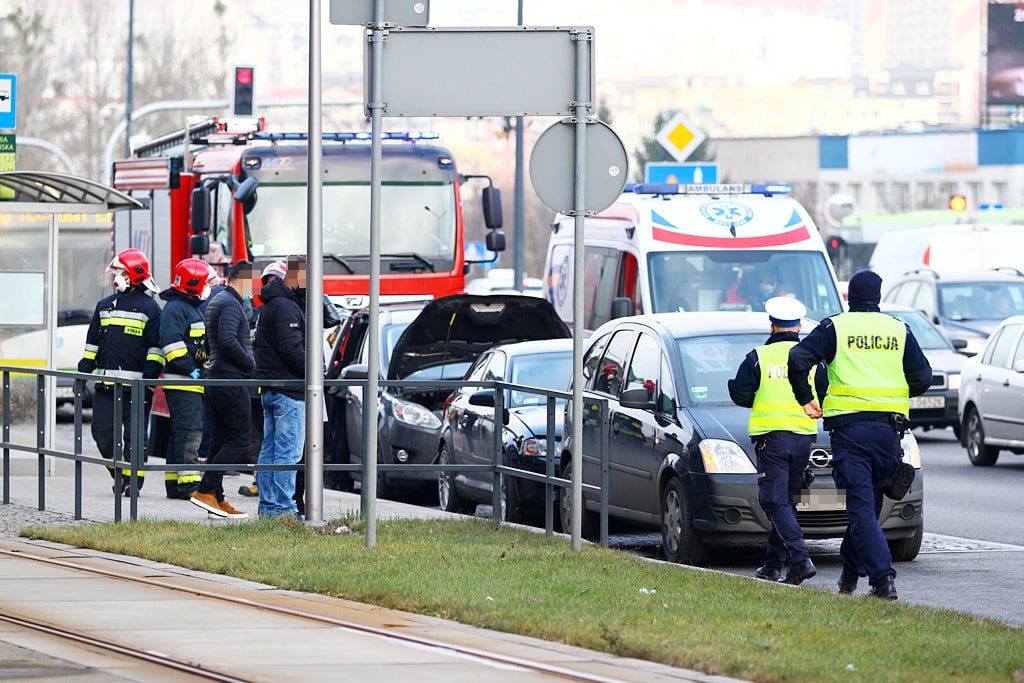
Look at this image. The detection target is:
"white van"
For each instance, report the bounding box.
[869,223,1024,294]
[542,183,845,329]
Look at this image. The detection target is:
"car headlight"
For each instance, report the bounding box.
[392,398,442,429]
[699,439,756,474]
[523,437,547,457]
[900,430,921,468]
[947,372,961,391]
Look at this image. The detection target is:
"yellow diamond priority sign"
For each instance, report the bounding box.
[655,111,706,162]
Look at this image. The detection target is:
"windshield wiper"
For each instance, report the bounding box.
[325,254,355,273]
[383,253,435,272]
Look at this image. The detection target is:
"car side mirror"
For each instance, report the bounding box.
[619,387,656,410]
[340,364,368,380]
[611,297,633,320]
[469,389,495,407]
[951,338,968,350]
[1014,360,1024,373]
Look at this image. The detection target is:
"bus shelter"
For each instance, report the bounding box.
[0,172,142,463]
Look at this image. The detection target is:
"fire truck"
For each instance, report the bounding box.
[111,117,506,298]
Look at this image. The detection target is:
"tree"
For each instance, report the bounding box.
[632,110,715,182]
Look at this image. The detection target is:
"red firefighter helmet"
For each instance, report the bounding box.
[107,248,155,293]
[171,258,212,298]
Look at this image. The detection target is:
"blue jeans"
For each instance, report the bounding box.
[257,391,305,517]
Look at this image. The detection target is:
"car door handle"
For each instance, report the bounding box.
[1004,379,1011,387]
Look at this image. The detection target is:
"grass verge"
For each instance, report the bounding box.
[23,516,1023,683]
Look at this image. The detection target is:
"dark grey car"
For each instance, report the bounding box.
[561,311,925,566]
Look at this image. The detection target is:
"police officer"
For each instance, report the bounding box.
[158,258,211,500]
[78,248,163,495]
[788,269,932,600]
[729,297,828,585]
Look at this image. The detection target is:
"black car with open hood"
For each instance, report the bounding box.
[338,294,569,499]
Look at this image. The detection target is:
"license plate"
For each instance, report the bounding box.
[795,490,846,511]
[910,395,944,409]
[54,386,75,399]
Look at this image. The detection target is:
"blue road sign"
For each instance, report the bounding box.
[0,74,16,130]
[645,162,718,184]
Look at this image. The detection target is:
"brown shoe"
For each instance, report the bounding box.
[238,483,259,497]
[190,491,227,518]
[216,499,249,519]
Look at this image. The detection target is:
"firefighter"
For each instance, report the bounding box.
[158,258,211,499]
[78,248,163,495]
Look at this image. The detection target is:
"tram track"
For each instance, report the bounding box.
[0,543,657,683]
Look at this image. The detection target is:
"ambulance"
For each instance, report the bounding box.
[542,183,845,329]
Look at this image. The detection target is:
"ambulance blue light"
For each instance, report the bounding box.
[750,183,791,195]
[631,183,681,195]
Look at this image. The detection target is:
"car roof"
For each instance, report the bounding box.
[485,338,575,356]
[592,311,818,339]
[893,268,1024,284]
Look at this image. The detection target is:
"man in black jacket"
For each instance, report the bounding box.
[254,255,307,518]
[189,262,257,519]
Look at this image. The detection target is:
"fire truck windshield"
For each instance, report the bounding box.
[246,183,457,265]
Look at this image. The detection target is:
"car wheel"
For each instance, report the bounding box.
[500,474,527,525]
[438,443,472,515]
[965,408,999,466]
[559,460,598,539]
[661,476,708,566]
[375,448,395,500]
[888,524,923,562]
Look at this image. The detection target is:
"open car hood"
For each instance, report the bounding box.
[387,295,571,380]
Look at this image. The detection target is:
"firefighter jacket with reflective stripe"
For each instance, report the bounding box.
[823,312,909,418]
[78,287,163,385]
[749,341,818,436]
[158,289,206,394]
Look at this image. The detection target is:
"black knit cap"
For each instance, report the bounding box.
[848,269,882,306]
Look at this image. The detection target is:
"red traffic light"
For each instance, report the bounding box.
[232,66,254,116]
[829,238,841,249]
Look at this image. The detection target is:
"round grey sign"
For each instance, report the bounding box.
[529,119,629,215]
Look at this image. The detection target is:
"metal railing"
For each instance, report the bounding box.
[1,366,612,548]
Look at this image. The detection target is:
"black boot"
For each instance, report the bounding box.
[868,573,898,600]
[754,565,782,581]
[781,558,817,585]
[838,566,859,594]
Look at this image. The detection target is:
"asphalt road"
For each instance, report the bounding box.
[612,427,1024,627]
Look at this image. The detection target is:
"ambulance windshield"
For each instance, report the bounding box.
[647,250,843,321]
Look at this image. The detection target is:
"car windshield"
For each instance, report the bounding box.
[379,322,412,373]
[647,250,842,321]
[885,310,951,350]
[676,333,767,406]
[939,282,1024,321]
[508,351,573,407]
[405,362,472,381]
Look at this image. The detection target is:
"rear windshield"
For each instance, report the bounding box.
[648,250,842,321]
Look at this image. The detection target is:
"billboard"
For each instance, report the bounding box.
[987,3,1024,105]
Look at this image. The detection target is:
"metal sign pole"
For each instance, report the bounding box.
[304,0,326,528]
[570,32,591,553]
[362,0,385,548]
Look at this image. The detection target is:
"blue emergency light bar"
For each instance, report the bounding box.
[251,131,439,142]
[628,183,792,196]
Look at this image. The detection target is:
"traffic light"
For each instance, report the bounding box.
[826,235,846,261]
[949,194,967,212]
[232,66,255,116]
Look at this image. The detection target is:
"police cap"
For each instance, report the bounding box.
[765,296,806,327]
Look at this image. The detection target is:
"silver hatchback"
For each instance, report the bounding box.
[958,315,1024,466]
